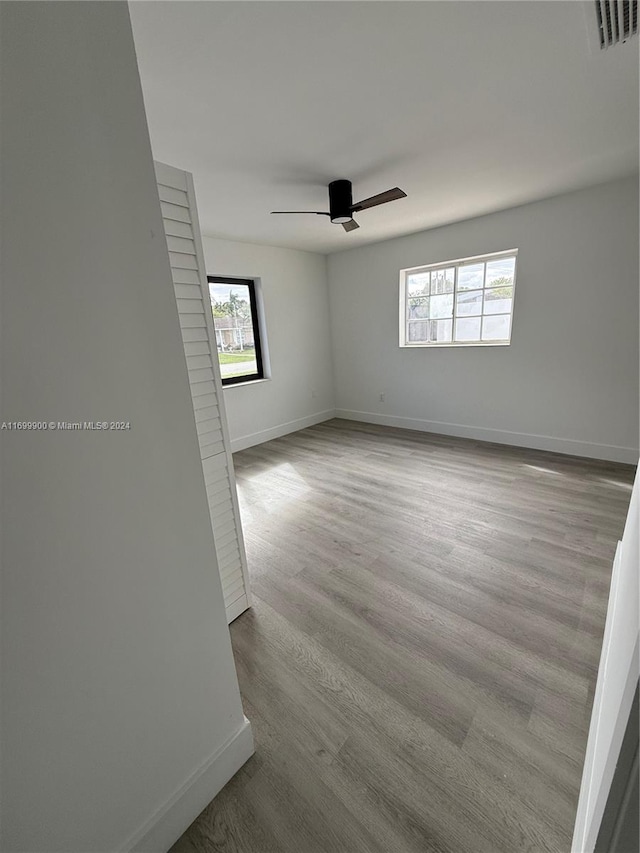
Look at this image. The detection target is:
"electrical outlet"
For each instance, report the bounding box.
[311,388,317,399]
[379,392,385,403]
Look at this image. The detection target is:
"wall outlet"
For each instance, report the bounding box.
[379,392,385,402]
[311,388,317,399]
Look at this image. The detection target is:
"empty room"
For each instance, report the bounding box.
[1,2,638,853]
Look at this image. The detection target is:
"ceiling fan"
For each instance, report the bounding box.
[271,179,407,232]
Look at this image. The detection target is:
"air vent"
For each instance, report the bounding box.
[595,0,638,48]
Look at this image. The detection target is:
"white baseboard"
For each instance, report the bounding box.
[123,718,254,853]
[335,409,639,464]
[230,409,336,453]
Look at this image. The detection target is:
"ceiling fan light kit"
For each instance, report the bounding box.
[271,179,407,233]
[328,179,354,224]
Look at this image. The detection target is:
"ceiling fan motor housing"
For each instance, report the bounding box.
[329,180,353,224]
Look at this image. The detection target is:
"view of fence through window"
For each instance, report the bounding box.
[208,278,262,383]
[401,251,517,347]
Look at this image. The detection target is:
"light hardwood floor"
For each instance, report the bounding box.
[171,419,635,853]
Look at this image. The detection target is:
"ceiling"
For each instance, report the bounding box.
[130,1,639,255]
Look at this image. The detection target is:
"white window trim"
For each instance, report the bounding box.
[399,248,518,348]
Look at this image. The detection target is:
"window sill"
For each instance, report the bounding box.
[400,341,511,348]
[222,377,271,390]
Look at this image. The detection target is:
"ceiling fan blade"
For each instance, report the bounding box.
[270,211,330,216]
[342,219,359,232]
[351,187,406,213]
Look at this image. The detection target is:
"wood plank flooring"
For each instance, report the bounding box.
[171,419,635,853]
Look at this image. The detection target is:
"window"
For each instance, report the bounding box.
[207,276,264,385]
[399,250,517,347]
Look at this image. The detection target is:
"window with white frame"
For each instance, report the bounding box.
[399,250,517,347]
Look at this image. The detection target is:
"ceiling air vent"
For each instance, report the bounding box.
[595,0,638,48]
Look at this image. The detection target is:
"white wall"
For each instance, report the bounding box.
[328,178,639,462]
[0,3,250,851]
[202,236,335,450]
[572,468,638,852]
